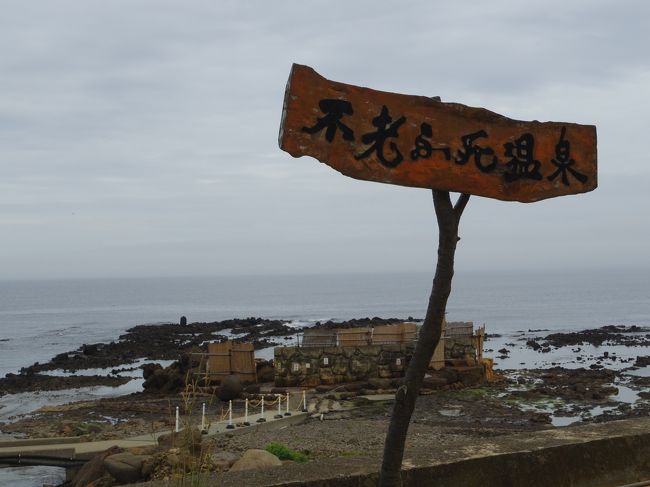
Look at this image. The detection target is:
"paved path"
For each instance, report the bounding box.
[0,409,309,461]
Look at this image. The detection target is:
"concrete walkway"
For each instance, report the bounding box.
[0,409,309,461]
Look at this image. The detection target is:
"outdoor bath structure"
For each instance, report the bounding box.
[273,321,488,387]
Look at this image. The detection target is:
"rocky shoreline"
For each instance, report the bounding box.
[1,320,650,485]
[0,316,411,397]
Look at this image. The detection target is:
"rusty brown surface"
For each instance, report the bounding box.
[279,64,597,203]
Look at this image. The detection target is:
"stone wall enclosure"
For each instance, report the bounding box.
[274,344,413,387]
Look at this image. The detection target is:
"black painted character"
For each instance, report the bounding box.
[410,122,451,161]
[547,127,588,186]
[503,133,542,182]
[302,99,355,142]
[455,130,498,173]
[355,105,406,168]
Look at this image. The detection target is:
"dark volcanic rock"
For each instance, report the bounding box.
[526,339,541,351]
[217,374,244,401]
[635,356,650,367]
[18,317,297,375]
[544,325,650,348]
[0,373,130,396]
[142,363,163,380]
[142,355,192,394]
[71,446,124,487]
[312,317,419,330]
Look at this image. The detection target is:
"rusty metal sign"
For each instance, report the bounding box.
[279,64,597,203]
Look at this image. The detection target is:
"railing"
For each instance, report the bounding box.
[174,391,309,433]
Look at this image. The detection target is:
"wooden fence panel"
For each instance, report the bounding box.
[302,328,338,347]
[230,342,257,383]
[371,323,418,345]
[207,341,232,378]
[372,324,404,344]
[337,327,371,346]
[205,341,257,383]
[402,323,417,342]
[445,321,474,337]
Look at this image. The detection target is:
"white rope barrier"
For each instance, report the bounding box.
[226,400,235,429]
[274,394,283,419]
[173,391,306,434]
[257,396,266,423]
[243,398,250,426]
[285,392,291,416]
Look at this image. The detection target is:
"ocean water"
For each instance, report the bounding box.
[1,269,649,378]
[0,269,649,486]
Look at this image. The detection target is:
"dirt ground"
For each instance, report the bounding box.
[3,366,641,444]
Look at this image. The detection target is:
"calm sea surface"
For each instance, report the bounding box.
[1,269,649,378]
[0,269,649,486]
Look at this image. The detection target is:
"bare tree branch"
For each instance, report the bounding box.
[379,188,470,487]
[453,193,470,219]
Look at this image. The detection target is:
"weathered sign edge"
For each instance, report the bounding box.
[279,63,598,203]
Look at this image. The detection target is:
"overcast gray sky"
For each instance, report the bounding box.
[1,0,649,279]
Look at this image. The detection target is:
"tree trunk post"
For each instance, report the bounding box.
[378,190,469,487]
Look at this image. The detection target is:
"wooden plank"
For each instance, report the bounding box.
[231,342,257,383]
[207,341,232,378]
[302,328,337,347]
[445,321,474,337]
[279,64,597,203]
[373,324,406,345]
[402,323,417,343]
[337,327,371,346]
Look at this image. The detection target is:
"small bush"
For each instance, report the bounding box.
[265,442,308,463]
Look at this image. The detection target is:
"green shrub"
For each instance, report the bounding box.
[265,442,308,463]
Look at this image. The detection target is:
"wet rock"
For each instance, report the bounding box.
[635,356,650,367]
[104,452,152,484]
[142,366,184,394]
[0,373,130,396]
[526,339,541,351]
[71,446,123,487]
[528,412,552,424]
[142,363,162,380]
[544,325,650,348]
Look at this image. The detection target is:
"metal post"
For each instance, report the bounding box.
[175,406,179,433]
[274,394,283,419]
[302,390,307,412]
[201,402,206,431]
[257,396,266,423]
[284,392,291,416]
[226,400,235,429]
[243,398,250,426]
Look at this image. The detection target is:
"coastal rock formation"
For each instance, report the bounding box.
[142,355,191,393]
[217,374,243,401]
[229,449,282,471]
[70,445,123,487]
[104,452,153,484]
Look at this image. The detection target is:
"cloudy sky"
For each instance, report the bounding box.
[1,0,649,279]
